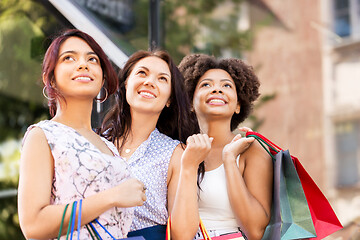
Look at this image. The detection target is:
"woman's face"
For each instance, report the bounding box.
[53,36,103,101]
[125,56,172,115]
[193,68,240,119]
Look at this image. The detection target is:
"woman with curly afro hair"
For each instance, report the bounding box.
[176,54,273,240]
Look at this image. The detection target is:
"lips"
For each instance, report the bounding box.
[138,90,156,99]
[72,75,93,82]
[207,96,227,105]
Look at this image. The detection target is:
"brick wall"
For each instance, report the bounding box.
[247,0,325,188]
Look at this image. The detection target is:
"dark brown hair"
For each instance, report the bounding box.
[178,53,260,187]
[99,50,196,149]
[42,29,118,116]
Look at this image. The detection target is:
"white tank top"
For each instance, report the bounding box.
[198,158,240,233]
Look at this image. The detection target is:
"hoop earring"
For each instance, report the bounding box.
[95,87,108,103]
[42,86,55,100]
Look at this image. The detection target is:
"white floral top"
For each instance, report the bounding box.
[24,120,133,239]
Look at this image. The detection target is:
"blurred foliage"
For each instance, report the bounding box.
[0,0,57,239]
[115,0,251,63]
[163,0,251,62]
[0,94,49,143]
[0,183,22,240]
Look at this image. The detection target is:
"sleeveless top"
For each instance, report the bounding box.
[198,159,241,233]
[126,128,180,231]
[24,120,133,239]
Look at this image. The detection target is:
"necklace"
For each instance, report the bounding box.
[124,148,131,154]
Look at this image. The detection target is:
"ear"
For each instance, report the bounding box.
[166,100,171,108]
[124,79,128,89]
[43,72,56,88]
[42,72,46,85]
[235,103,240,114]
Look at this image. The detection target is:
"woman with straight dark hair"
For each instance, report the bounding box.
[18,29,145,239]
[99,50,202,239]
[178,54,273,240]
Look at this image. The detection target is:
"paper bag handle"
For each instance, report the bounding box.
[166,217,211,240]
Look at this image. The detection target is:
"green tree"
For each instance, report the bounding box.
[163,0,251,62]
[117,0,251,63]
[0,1,60,239]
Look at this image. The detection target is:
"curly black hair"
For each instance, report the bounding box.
[179,54,261,188]
[178,54,260,131]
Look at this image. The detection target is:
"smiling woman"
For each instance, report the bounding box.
[125,56,172,116]
[177,54,273,240]
[17,29,146,240]
[52,37,104,101]
[98,50,197,239]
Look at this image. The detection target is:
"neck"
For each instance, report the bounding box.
[124,110,160,146]
[197,116,235,147]
[52,99,93,130]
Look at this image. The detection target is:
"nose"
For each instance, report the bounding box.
[211,88,223,94]
[143,76,155,88]
[77,58,89,70]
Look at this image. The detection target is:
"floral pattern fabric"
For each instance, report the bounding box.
[25,120,133,239]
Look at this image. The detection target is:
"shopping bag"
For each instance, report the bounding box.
[206,233,244,240]
[166,217,244,240]
[262,149,316,240]
[292,157,343,240]
[246,131,343,240]
[57,200,81,240]
[58,200,144,240]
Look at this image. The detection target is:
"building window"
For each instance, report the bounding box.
[334,0,351,37]
[333,0,360,39]
[335,121,360,187]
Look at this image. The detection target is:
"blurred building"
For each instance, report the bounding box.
[245,0,360,238]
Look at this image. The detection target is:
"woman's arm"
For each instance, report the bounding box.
[223,137,273,240]
[167,134,212,240]
[18,127,145,239]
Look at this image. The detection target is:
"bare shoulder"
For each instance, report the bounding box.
[243,139,272,168]
[22,126,47,147]
[169,144,185,170]
[21,126,52,163]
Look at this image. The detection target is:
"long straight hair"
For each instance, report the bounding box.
[99,50,198,150]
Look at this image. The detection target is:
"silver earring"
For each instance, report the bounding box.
[42,86,55,100]
[95,87,108,103]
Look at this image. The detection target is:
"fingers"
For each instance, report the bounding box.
[183,134,213,166]
[136,180,147,206]
[186,134,213,149]
[141,191,147,205]
[238,126,253,133]
[247,136,255,143]
[231,134,242,143]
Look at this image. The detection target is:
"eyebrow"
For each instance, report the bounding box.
[58,50,97,58]
[138,66,171,77]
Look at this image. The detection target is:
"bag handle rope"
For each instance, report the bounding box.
[246,131,283,161]
[166,217,211,240]
[58,199,116,240]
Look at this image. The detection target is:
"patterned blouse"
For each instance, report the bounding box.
[24,120,133,239]
[126,128,180,231]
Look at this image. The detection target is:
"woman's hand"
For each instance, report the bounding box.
[181,134,213,170]
[238,126,253,133]
[111,178,146,208]
[222,131,255,163]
